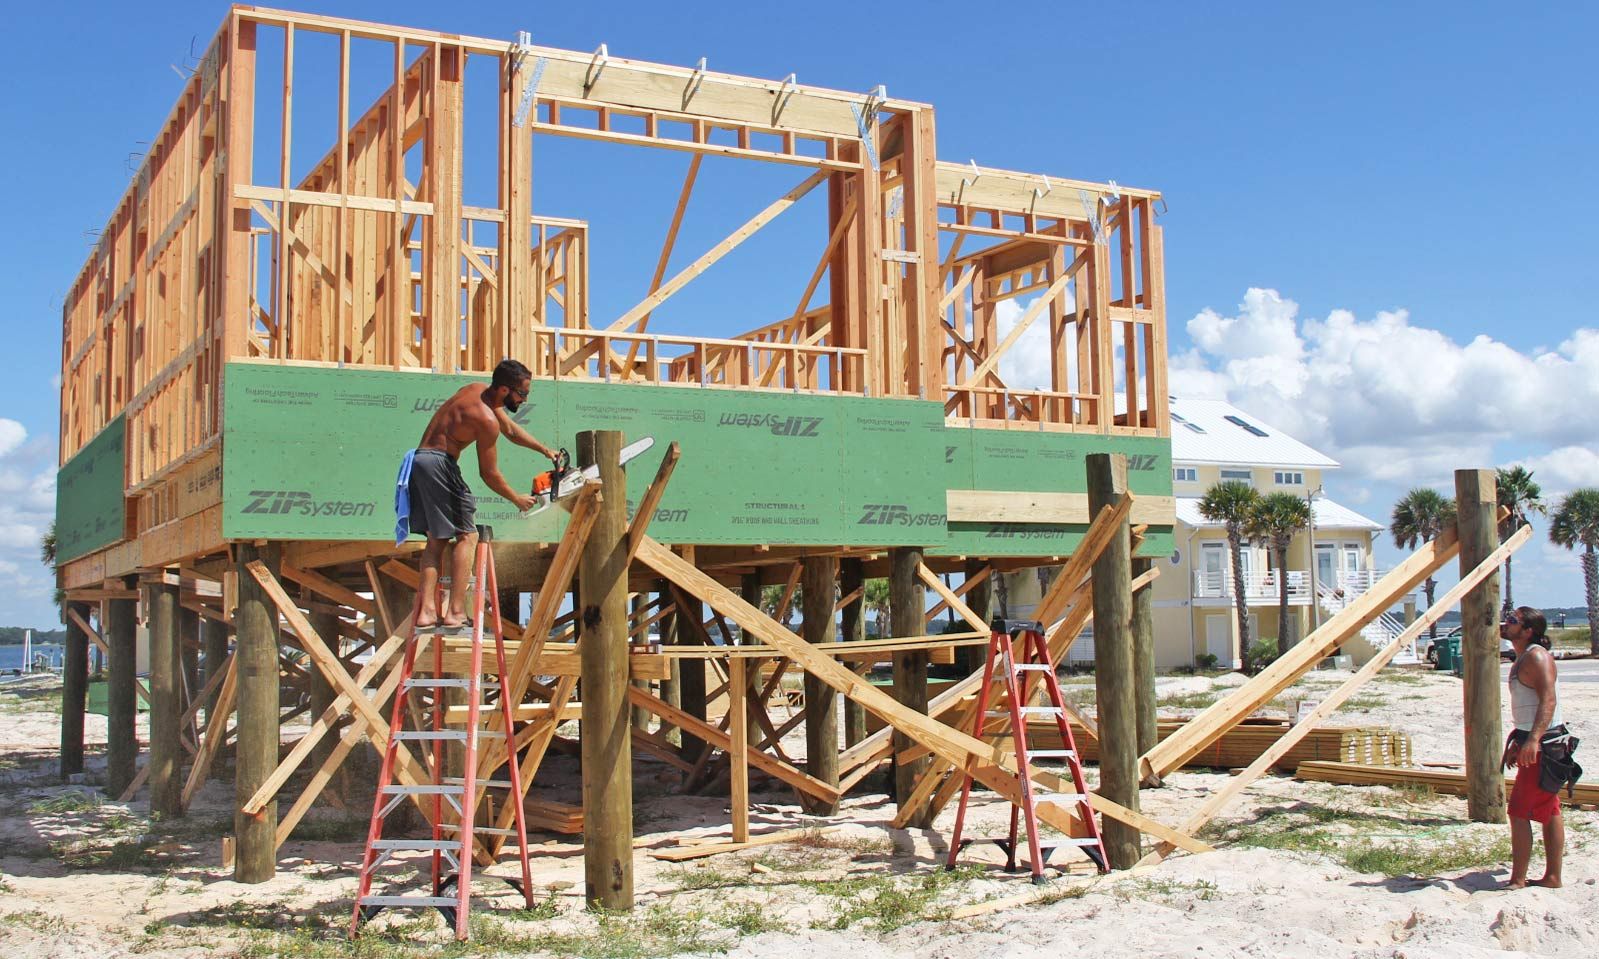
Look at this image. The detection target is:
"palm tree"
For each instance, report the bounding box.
[863,578,891,638]
[1199,481,1262,667]
[41,522,65,624]
[1549,489,1599,656]
[1496,466,1545,610]
[1249,492,1313,656]
[1390,488,1457,640]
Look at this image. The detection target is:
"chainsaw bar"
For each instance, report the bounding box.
[519,436,655,518]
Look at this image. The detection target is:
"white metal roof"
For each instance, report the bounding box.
[1175,495,1383,531]
[1169,397,1339,470]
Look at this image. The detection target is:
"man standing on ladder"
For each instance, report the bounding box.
[397,358,558,629]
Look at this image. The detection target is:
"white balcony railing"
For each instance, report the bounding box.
[1193,569,1311,603]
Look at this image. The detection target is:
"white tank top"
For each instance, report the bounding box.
[1510,653,1562,732]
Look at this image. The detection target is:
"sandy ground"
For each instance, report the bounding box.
[3,661,1598,958]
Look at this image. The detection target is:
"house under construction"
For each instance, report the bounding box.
[52,4,1519,923]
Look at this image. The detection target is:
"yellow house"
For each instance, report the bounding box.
[1000,398,1409,670]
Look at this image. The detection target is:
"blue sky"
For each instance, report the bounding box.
[3,2,1596,626]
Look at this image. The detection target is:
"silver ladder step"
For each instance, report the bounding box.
[986,706,1063,718]
[358,895,459,908]
[438,823,518,837]
[1013,664,1054,672]
[1034,793,1089,804]
[381,784,463,796]
[370,839,460,852]
[402,678,500,691]
[393,730,504,742]
[1035,836,1102,847]
[1026,749,1077,759]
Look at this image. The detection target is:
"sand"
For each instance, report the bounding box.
[3,662,1598,958]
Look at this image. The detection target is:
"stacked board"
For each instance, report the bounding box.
[1021,718,1413,772]
[1296,761,1599,806]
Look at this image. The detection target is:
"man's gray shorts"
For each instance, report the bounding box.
[408,448,476,540]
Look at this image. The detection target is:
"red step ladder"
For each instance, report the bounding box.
[946,620,1107,882]
[351,525,533,940]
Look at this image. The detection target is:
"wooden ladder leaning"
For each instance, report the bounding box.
[946,620,1108,883]
[351,524,534,940]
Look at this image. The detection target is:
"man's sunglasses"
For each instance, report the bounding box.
[1504,615,1520,626]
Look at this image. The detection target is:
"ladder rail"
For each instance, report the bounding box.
[351,526,536,941]
[947,624,1108,882]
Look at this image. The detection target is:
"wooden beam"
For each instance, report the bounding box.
[633,534,1207,853]
[1138,523,1534,867]
[1139,525,1466,782]
[606,170,828,333]
[577,431,634,911]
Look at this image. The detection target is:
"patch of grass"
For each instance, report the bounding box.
[715,900,790,936]
[537,905,713,959]
[1157,691,1219,710]
[661,864,747,891]
[1339,694,1385,712]
[1343,834,1513,877]
[0,910,68,933]
[51,834,165,870]
[1125,877,1219,901]
[1374,671,1427,685]
[805,865,984,932]
[29,789,104,815]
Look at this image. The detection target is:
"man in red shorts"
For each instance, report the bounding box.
[1501,606,1567,888]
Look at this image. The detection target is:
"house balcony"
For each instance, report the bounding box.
[1192,567,1392,607]
[1193,570,1311,606]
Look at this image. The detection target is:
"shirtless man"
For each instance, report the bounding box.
[406,359,556,629]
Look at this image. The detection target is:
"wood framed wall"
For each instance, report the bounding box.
[57,6,1170,587]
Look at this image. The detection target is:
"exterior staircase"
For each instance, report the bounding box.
[1317,580,1418,666]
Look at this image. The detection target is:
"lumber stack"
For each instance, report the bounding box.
[1295,761,1599,806]
[1022,718,1412,773]
[523,799,584,834]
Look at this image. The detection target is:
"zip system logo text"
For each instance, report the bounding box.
[857,504,947,528]
[718,412,823,437]
[241,490,376,518]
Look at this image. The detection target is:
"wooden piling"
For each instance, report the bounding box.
[657,577,681,746]
[234,542,281,883]
[1087,453,1141,867]
[738,573,763,747]
[577,430,634,911]
[308,608,343,800]
[1456,469,1506,823]
[147,578,183,817]
[890,546,931,826]
[962,559,992,675]
[106,581,139,796]
[677,589,708,763]
[179,606,201,707]
[802,556,840,814]
[60,602,89,779]
[839,558,866,747]
[1131,557,1158,758]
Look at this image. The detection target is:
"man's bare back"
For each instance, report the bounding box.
[418,384,499,457]
[403,359,555,628]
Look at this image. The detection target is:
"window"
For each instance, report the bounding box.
[1173,467,1198,482]
[1171,412,1205,434]
[1274,471,1304,486]
[1220,469,1253,486]
[1224,414,1269,437]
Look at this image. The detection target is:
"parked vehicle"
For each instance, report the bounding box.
[1423,625,1514,664]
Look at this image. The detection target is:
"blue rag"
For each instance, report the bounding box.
[393,448,417,546]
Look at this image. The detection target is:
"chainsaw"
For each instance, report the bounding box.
[520,436,655,518]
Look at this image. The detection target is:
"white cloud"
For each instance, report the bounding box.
[994,297,1055,391]
[1512,446,1599,500]
[1179,289,1599,609]
[0,417,60,626]
[0,418,25,459]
